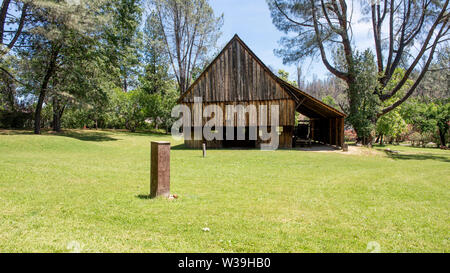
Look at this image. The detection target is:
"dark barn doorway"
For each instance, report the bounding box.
[223,127,257,148]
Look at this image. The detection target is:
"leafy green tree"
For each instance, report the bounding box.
[321,95,338,109]
[277,69,297,86]
[0,55,18,111]
[60,107,91,129]
[401,48,450,147]
[402,99,450,147]
[339,49,381,143]
[140,10,171,95]
[376,111,407,145]
[138,10,179,133]
[49,34,113,131]
[375,69,411,145]
[430,101,450,147]
[109,88,146,132]
[103,0,143,92]
[277,69,289,81]
[141,83,178,133]
[58,69,113,131]
[14,0,109,134]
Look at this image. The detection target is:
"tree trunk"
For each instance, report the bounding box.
[179,74,186,95]
[380,134,384,146]
[34,44,60,134]
[34,45,61,135]
[123,74,128,92]
[52,110,61,132]
[439,128,446,147]
[375,134,380,143]
[34,89,46,134]
[52,97,62,132]
[0,77,17,111]
[354,128,373,146]
[0,1,12,46]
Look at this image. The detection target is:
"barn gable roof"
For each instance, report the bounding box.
[178,34,346,118]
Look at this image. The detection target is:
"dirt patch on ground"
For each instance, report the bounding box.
[294,144,383,156]
[293,145,338,152]
[339,145,383,156]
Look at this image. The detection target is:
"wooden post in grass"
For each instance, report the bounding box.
[202,143,206,158]
[150,141,170,198]
[343,143,348,152]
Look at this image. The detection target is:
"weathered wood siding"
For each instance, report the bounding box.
[181,39,291,103]
[182,100,296,127]
[184,126,293,149]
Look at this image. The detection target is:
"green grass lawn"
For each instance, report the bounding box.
[0,129,449,253]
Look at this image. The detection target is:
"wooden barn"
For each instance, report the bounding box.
[178,35,346,149]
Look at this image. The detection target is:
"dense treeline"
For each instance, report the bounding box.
[0,0,222,134]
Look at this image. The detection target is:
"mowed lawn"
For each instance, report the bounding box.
[0,130,448,253]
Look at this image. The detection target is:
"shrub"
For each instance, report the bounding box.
[0,110,33,129]
[344,129,357,142]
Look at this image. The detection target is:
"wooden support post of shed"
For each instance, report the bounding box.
[150,141,170,198]
[335,118,339,147]
[329,119,332,145]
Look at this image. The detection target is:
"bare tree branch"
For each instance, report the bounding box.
[381,0,449,101]
[380,19,447,116]
[273,0,314,27]
[310,0,349,81]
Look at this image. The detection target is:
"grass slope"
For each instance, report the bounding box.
[0,130,448,252]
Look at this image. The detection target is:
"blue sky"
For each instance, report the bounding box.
[210,0,374,83]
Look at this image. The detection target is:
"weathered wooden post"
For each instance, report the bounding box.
[150,141,170,198]
[202,143,206,158]
[343,143,348,152]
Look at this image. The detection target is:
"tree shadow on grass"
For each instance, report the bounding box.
[0,130,34,135]
[136,194,151,200]
[171,144,206,150]
[0,129,118,142]
[171,144,260,151]
[384,151,450,163]
[58,131,118,142]
[293,144,340,152]
[171,143,340,152]
[128,131,171,137]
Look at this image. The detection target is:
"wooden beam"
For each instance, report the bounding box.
[329,119,332,145]
[295,97,307,110]
[335,118,339,146]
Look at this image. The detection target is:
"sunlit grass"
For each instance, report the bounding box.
[0,129,448,252]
